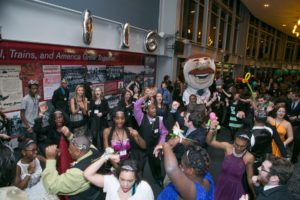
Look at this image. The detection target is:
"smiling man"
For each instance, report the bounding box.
[252,155,294,200]
[182,54,215,105]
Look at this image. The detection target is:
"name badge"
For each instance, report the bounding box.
[64,98,67,101]
[128,112,131,116]
[119,150,127,157]
[94,110,99,114]
[154,129,159,134]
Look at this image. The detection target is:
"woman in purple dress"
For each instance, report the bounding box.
[206,128,255,200]
[103,107,146,167]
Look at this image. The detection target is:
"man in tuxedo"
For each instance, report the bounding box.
[252,155,294,200]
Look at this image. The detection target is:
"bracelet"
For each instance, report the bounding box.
[101,153,110,162]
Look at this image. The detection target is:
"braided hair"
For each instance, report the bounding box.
[183,145,210,177]
[108,107,133,145]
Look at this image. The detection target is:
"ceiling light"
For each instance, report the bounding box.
[282,24,286,27]
[190,10,195,14]
[264,4,269,7]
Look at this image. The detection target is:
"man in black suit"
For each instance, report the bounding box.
[245,155,293,200]
[287,91,300,126]
[51,79,69,115]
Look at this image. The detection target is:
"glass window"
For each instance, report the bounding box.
[226,23,231,51]
[218,19,225,49]
[297,45,300,62]
[196,4,204,43]
[274,38,280,60]
[285,43,292,62]
[181,0,197,40]
[233,22,239,54]
[209,13,218,47]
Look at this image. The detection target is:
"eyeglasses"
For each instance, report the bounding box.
[258,166,271,174]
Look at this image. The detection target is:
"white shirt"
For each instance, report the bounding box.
[103,175,154,200]
[264,184,279,191]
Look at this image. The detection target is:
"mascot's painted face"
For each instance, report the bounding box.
[183,56,215,89]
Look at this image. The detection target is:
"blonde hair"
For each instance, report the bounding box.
[74,85,86,103]
[92,86,104,100]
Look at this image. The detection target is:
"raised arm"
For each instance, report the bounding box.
[128,127,147,149]
[162,142,196,200]
[83,153,120,188]
[133,97,145,126]
[206,129,230,151]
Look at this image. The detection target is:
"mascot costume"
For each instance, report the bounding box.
[183,54,215,105]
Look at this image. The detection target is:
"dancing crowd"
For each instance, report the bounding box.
[0,74,300,200]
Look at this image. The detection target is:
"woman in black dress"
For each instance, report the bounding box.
[89,87,109,151]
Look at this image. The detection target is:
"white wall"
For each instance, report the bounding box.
[0,0,165,56]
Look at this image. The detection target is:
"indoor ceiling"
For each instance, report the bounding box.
[241,0,300,38]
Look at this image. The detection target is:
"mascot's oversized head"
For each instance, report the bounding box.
[183,54,215,105]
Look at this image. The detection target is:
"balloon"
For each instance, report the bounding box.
[283,69,289,75]
[274,69,282,76]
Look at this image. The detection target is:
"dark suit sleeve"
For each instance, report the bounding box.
[267,123,287,157]
[170,110,184,128]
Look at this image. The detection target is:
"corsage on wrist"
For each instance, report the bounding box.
[102,147,115,161]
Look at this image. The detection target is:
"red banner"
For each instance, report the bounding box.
[0,41,144,65]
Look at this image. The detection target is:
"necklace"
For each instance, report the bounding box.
[232,148,246,158]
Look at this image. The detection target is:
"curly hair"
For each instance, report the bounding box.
[183,145,210,177]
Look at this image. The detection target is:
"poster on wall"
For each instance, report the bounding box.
[104,81,119,96]
[87,65,107,83]
[106,66,124,81]
[5,111,22,137]
[20,63,44,98]
[123,65,145,87]
[90,83,104,93]
[0,65,23,112]
[61,65,86,95]
[42,65,61,100]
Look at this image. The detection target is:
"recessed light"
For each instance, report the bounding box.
[264,4,269,7]
[282,24,286,27]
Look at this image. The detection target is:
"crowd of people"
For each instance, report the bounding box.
[0,73,300,200]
